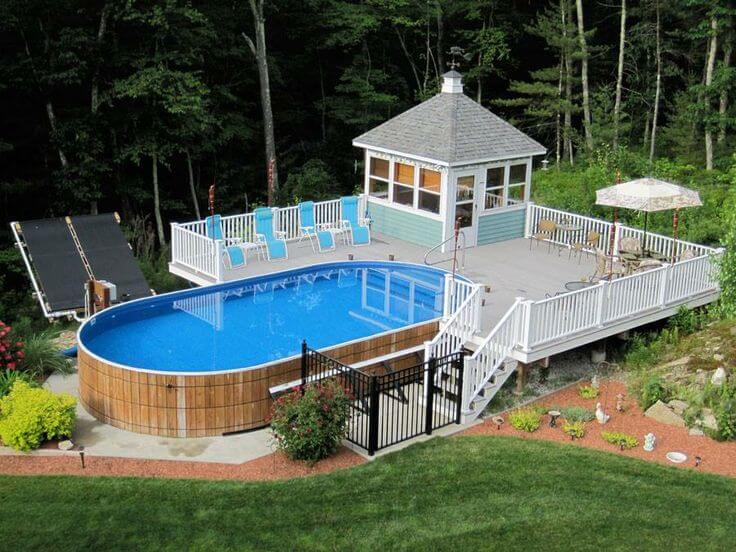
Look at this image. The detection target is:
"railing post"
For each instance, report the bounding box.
[214,239,224,282]
[519,299,533,352]
[443,273,453,318]
[300,340,308,392]
[524,201,534,238]
[612,224,621,257]
[455,352,465,424]
[472,285,482,332]
[368,375,380,455]
[595,280,607,327]
[424,356,437,435]
[461,354,473,414]
[658,266,670,307]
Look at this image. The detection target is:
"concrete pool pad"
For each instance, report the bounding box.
[0,372,277,465]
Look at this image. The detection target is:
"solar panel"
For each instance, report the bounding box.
[71,214,151,302]
[19,218,90,312]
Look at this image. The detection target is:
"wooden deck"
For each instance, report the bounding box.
[169,233,596,333]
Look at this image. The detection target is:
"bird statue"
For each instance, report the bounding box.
[595,402,610,425]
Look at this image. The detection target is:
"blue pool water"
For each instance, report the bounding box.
[80,262,453,373]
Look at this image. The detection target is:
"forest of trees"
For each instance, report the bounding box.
[0,1,734,316]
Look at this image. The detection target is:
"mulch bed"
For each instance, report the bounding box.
[461,380,736,478]
[0,446,365,481]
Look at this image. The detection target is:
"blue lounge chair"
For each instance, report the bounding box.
[205,214,247,268]
[298,201,335,253]
[254,207,288,260]
[340,196,371,246]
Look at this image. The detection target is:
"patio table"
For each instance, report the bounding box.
[555,223,583,254]
[565,280,597,292]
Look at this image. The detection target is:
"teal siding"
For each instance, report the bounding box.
[477,208,526,245]
[367,202,443,248]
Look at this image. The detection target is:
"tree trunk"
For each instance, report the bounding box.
[318,59,327,142]
[243,0,278,205]
[718,39,732,143]
[613,0,626,149]
[436,1,445,73]
[563,0,574,165]
[152,153,166,247]
[89,2,112,215]
[186,150,201,220]
[704,16,718,170]
[575,0,593,153]
[649,0,662,163]
[395,28,423,95]
[556,55,563,166]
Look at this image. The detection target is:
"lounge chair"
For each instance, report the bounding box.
[254,207,288,260]
[619,236,642,256]
[529,219,557,252]
[298,201,336,253]
[206,214,248,269]
[340,196,371,246]
[591,249,626,281]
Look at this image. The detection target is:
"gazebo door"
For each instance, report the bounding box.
[454,169,481,246]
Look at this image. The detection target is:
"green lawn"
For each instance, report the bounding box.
[2,436,735,551]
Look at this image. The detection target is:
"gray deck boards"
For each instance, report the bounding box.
[170,233,596,332]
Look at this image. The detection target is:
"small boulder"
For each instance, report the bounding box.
[689,427,705,437]
[711,367,727,387]
[668,399,689,416]
[644,400,687,428]
[713,353,725,363]
[700,409,718,431]
[58,440,74,451]
[662,357,691,369]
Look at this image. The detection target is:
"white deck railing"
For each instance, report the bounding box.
[462,299,525,411]
[526,203,716,259]
[425,278,482,362]
[171,196,366,282]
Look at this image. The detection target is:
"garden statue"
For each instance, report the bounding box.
[591,375,600,389]
[615,393,626,412]
[595,403,610,425]
[644,433,656,452]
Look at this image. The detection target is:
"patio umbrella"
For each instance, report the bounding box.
[595,177,702,258]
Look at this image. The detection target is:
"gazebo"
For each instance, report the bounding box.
[353,70,546,250]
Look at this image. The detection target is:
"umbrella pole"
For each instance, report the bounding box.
[643,211,648,256]
[672,209,679,264]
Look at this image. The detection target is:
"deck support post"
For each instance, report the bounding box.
[514,362,529,395]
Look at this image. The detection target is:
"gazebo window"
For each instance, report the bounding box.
[368,157,389,199]
[418,168,441,214]
[484,167,505,209]
[507,164,527,203]
[393,162,415,206]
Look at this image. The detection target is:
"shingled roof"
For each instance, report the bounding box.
[353,72,546,165]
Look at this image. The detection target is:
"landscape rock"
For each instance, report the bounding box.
[668,399,689,416]
[713,353,725,362]
[662,357,691,369]
[700,409,718,431]
[58,440,74,451]
[711,367,727,387]
[644,400,687,428]
[689,427,705,437]
[695,370,708,386]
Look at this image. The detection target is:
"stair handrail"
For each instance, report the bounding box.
[425,282,482,362]
[424,228,467,269]
[463,299,525,410]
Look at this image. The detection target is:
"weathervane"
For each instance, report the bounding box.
[447,46,470,70]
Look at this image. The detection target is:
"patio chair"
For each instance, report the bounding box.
[205,214,242,246]
[254,207,288,261]
[529,219,557,252]
[634,258,664,273]
[679,249,697,261]
[619,236,642,255]
[340,196,371,246]
[569,230,600,263]
[298,201,336,253]
[222,244,247,269]
[591,249,626,281]
[206,214,250,269]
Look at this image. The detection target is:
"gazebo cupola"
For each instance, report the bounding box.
[353,70,546,249]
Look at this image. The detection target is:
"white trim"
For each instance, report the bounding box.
[477,203,528,218]
[354,143,450,167]
[354,143,546,168]
[367,196,444,222]
[449,151,546,167]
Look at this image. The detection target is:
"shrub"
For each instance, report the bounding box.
[0,321,24,371]
[18,331,72,376]
[0,369,37,398]
[578,385,599,399]
[509,408,542,432]
[270,379,350,463]
[634,374,672,410]
[0,381,76,451]
[561,406,595,423]
[563,421,586,439]
[601,431,638,450]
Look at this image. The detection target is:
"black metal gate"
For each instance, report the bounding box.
[301,342,464,455]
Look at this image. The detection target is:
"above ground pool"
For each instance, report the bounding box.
[77,261,457,437]
[80,261,451,373]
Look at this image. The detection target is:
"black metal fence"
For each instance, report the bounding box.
[301,342,464,455]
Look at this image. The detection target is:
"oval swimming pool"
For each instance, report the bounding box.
[77,261,458,437]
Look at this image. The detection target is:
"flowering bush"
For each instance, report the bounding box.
[0,321,24,371]
[270,379,350,463]
[0,380,76,451]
